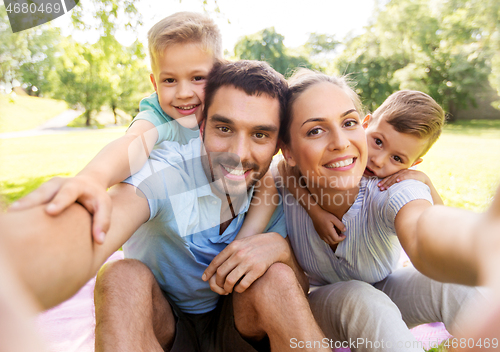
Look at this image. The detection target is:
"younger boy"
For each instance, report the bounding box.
[280,90,446,245]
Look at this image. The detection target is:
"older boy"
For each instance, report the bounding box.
[10,12,221,242]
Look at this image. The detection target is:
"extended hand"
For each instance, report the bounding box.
[8,176,112,244]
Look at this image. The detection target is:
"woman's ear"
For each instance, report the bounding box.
[281,142,297,167]
[411,158,423,167]
[362,114,372,129]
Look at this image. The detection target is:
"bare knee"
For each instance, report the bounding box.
[241,262,304,314]
[95,259,155,299]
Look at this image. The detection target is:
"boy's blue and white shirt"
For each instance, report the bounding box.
[130,92,199,145]
[123,138,287,314]
[271,156,433,287]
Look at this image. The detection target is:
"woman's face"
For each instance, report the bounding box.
[283,82,368,191]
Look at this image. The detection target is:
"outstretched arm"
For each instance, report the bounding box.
[2,181,150,309]
[394,183,500,286]
[9,120,158,243]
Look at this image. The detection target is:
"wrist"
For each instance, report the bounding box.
[75,172,109,190]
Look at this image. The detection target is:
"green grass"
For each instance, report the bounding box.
[0,128,126,204]
[418,120,500,212]
[0,94,68,133]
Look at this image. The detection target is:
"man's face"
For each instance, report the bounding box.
[201,86,280,198]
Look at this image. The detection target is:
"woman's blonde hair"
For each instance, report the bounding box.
[281,68,364,144]
[148,12,222,73]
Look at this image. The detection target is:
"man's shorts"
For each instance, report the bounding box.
[165,293,270,352]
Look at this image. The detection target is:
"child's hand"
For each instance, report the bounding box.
[377,169,430,191]
[310,209,346,246]
[9,176,111,244]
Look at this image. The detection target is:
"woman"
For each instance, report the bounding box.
[275,70,483,351]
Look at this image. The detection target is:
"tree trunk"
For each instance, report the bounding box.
[447,100,457,123]
[85,110,91,126]
[112,102,118,125]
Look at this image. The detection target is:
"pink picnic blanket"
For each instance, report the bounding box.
[36,251,451,352]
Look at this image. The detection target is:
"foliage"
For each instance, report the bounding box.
[304,33,339,56]
[234,27,311,76]
[54,35,150,126]
[55,38,110,126]
[69,0,142,37]
[101,37,151,122]
[335,0,495,117]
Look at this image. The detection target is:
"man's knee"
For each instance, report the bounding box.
[241,262,303,311]
[95,258,154,298]
[255,262,298,291]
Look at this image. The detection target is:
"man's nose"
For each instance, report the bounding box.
[230,135,252,164]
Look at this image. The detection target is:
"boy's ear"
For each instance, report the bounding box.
[411,158,423,167]
[199,118,206,139]
[150,73,158,92]
[281,143,297,167]
[362,114,372,129]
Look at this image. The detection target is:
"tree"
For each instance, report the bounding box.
[56,38,111,126]
[100,36,150,123]
[234,27,310,76]
[335,0,491,118]
[304,33,339,56]
[0,7,30,90]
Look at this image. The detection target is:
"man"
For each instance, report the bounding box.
[3,60,330,352]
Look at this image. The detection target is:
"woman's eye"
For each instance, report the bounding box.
[307,128,323,136]
[375,138,382,146]
[344,120,357,128]
[193,76,205,81]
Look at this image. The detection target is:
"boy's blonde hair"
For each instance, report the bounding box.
[372,90,445,157]
[148,12,222,73]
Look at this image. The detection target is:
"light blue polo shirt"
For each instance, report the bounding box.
[129,92,199,145]
[123,137,287,314]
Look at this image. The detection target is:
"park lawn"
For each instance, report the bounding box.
[0,128,126,204]
[418,120,500,212]
[0,94,69,133]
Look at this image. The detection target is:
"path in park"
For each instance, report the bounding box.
[0,109,105,139]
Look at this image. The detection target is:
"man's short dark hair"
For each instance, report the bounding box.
[204,60,289,138]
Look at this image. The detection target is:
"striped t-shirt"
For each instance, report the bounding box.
[272,158,433,287]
